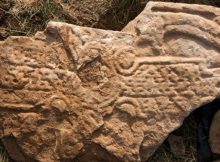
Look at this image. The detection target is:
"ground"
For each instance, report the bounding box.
[0,0,219,162]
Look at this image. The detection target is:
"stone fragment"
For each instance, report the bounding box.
[210,110,220,154]
[168,134,185,156]
[0,1,219,162]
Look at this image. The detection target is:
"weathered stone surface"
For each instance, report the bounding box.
[210,110,220,154]
[0,1,220,162]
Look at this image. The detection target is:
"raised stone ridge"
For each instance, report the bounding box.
[0,1,220,162]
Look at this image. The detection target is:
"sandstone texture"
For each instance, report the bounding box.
[210,110,220,155]
[0,1,220,162]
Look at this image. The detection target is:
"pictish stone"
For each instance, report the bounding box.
[0,2,220,162]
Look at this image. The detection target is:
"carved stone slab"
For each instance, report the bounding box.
[0,2,220,162]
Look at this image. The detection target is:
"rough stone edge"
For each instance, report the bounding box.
[123,1,220,33]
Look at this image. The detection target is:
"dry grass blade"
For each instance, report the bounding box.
[0,0,76,39]
[0,142,10,162]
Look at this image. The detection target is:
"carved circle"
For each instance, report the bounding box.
[115,97,141,117]
[113,48,138,76]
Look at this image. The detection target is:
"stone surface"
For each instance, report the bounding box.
[210,110,220,155]
[0,1,220,162]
